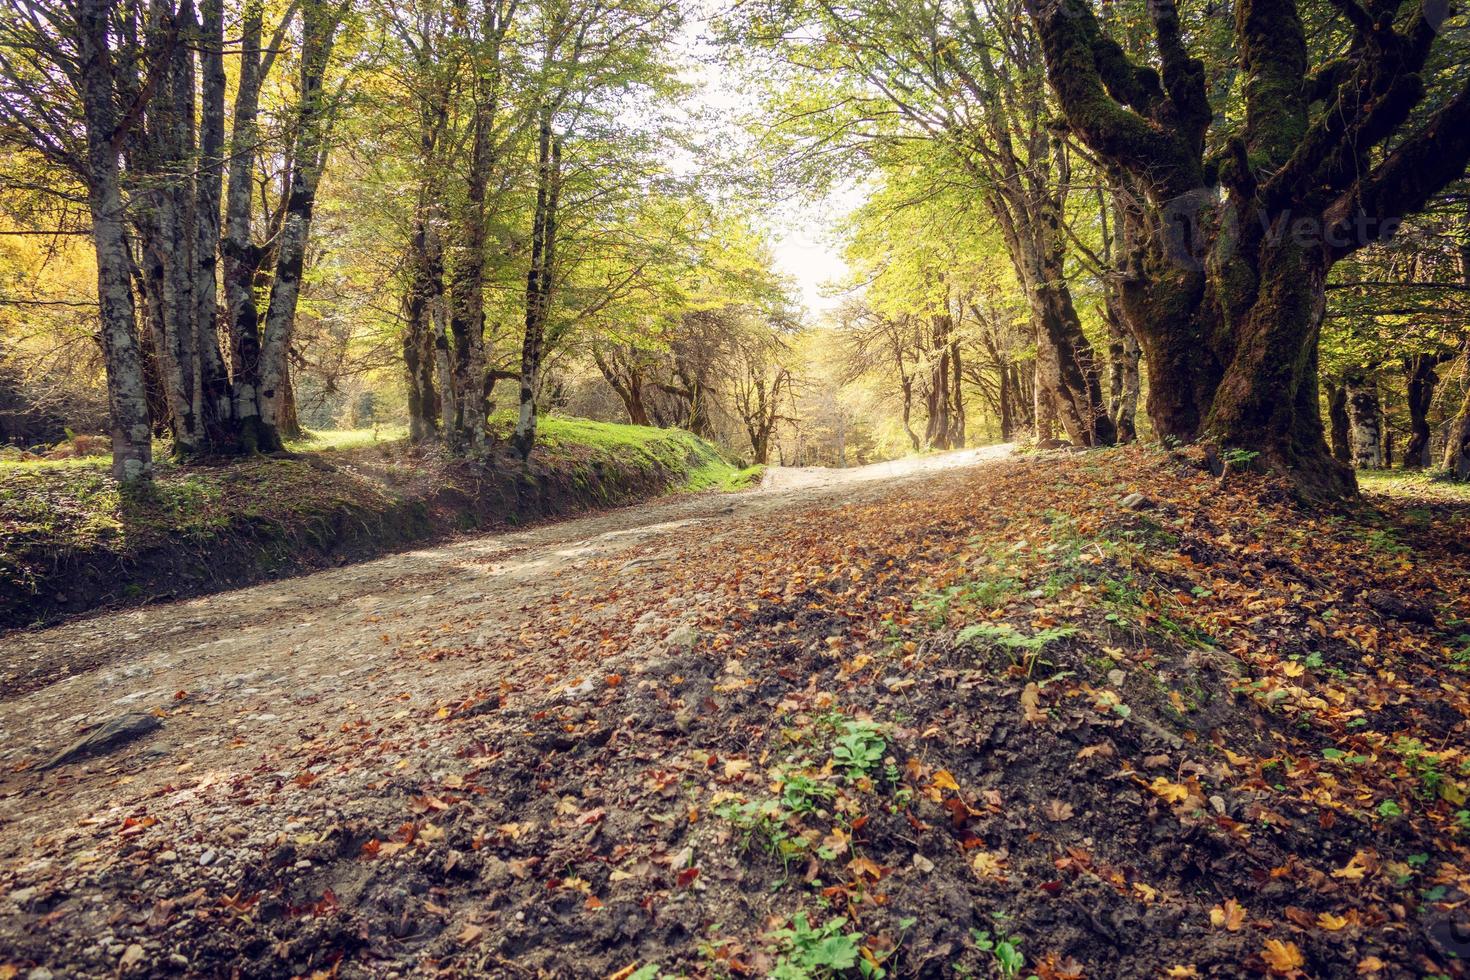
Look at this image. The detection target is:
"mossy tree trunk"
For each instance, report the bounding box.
[1028,0,1470,496]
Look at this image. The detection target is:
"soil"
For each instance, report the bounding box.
[0,438,696,636]
[1,443,1467,980]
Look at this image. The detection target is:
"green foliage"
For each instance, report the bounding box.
[768,912,864,979]
[970,927,1028,979]
[831,721,887,781]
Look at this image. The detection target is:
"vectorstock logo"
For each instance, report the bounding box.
[1157,188,1403,271]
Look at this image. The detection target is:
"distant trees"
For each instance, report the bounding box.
[377,0,687,459]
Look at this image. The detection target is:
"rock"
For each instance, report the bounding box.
[1364,589,1435,626]
[563,678,596,702]
[199,850,216,866]
[26,968,53,980]
[42,712,161,769]
[118,944,145,973]
[1106,669,1126,687]
[1118,492,1154,511]
[1036,438,1072,450]
[10,886,37,906]
[664,623,699,652]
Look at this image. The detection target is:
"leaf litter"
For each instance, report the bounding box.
[0,444,1467,978]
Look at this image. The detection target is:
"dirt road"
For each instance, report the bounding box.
[0,444,1011,976]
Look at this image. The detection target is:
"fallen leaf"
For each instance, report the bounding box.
[1261,939,1303,975]
[1021,683,1046,722]
[1150,776,1189,805]
[1332,850,1373,881]
[1043,799,1074,822]
[971,850,1006,878]
[1209,899,1245,931]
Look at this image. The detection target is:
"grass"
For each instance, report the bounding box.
[491,413,762,492]
[1356,468,1470,503]
[284,426,408,453]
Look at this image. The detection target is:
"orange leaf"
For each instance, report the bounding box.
[1261,939,1304,975]
[1209,899,1245,931]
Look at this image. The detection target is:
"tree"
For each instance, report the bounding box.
[1026,0,1470,495]
[0,0,348,471]
[724,0,1115,446]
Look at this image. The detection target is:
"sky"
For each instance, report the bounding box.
[768,195,860,319]
[677,1,861,322]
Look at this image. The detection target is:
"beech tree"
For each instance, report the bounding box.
[0,0,346,473]
[1026,0,1470,495]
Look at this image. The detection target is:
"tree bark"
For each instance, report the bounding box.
[222,0,282,452]
[1403,354,1440,468]
[78,0,153,480]
[511,111,561,460]
[1325,380,1350,465]
[1444,379,1470,481]
[1344,369,1384,470]
[258,0,340,441]
[193,0,232,445]
[1104,293,1140,443]
[404,212,445,442]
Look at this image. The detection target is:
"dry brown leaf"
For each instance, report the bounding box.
[1209,898,1246,931]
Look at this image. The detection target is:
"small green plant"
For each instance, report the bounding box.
[716,799,805,867]
[781,772,837,814]
[1448,636,1470,673]
[1393,737,1446,799]
[832,721,887,781]
[1220,448,1259,468]
[970,927,1027,979]
[1377,799,1403,819]
[768,912,864,979]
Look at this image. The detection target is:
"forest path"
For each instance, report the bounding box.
[0,443,1012,836]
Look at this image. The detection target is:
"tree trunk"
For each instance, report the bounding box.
[258,0,339,441]
[949,338,966,448]
[1444,380,1470,481]
[1344,369,1384,470]
[1325,381,1350,465]
[1028,261,1113,446]
[193,0,233,446]
[79,0,153,480]
[924,315,953,450]
[1104,295,1140,442]
[277,360,302,440]
[223,0,279,452]
[1403,354,1440,469]
[404,212,445,442]
[1028,0,1470,495]
[1033,370,1057,442]
[511,113,561,460]
[900,377,919,451]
